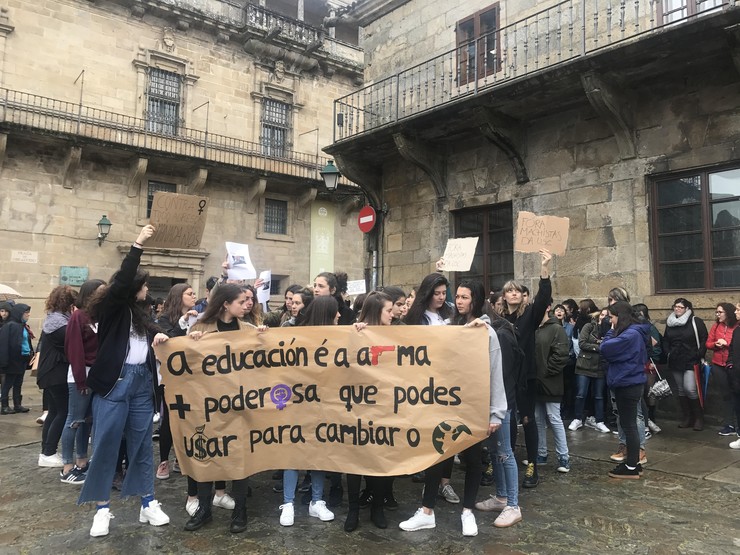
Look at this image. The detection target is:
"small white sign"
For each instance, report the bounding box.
[440,237,479,272]
[11,250,38,264]
[346,279,367,296]
[225,242,257,280]
[257,270,271,312]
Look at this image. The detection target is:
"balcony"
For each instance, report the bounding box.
[332,0,739,143]
[0,87,340,184]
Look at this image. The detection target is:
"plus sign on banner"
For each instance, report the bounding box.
[358,205,376,233]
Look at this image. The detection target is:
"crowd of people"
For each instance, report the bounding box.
[1,226,740,540]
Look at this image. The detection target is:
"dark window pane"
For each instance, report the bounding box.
[655,176,701,206]
[261,99,291,157]
[147,68,180,135]
[709,168,740,200]
[457,211,484,236]
[711,199,740,229]
[711,229,740,258]
[660,262,704,289]
[658,233,703,262]
[656,205,701,233]
[713,259,740,288]
[264,199,288,234]
[146,181,177,217]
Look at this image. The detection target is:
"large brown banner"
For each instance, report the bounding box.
[154,325,491,481]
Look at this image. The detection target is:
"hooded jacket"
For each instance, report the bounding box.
[534,316,570,400]
[600,323,649,389]
[36,311,71,389]
[0,303,33,374]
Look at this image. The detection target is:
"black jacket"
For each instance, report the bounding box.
[0,304,33,375]
[505,277,552,380]
[86,246,159,397]
[663,314,708,373]
[487,315,525,407]
[36,326,69,389]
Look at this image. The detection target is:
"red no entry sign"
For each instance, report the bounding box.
[357,205,376,233]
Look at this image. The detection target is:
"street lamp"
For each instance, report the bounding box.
[97,215,112,246]
[320,160,341,191]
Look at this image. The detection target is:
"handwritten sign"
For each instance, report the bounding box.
[148,192,209,249]
[153,326,490,480]
[441,237,479,272]
[514,211,569,256]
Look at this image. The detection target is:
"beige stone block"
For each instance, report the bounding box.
[386,233,402,252]
[586,200,634,229]
[567,184,609,206]
[557,248,598,277]
[402,231,421,251]
[531,190,569,212]
[597,244,636,275]
[550,274,587,302]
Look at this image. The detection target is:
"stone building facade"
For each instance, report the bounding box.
[327,0,740,319]
[0,0,368,329]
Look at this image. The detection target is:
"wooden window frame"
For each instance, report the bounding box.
[658,0,724,25]
[456,3,501,86]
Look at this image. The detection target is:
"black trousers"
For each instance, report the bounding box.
[1,373,24,405]
[41,383,68,456]
[614,384,643,467]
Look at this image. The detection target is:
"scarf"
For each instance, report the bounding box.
[43,311,71,334]
[666,309,692,328]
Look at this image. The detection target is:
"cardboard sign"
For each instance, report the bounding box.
[514,211,570,256]
[440,237,479,272]
[148,192,209,249]
[225,242,257,280]
[154,326,490,480]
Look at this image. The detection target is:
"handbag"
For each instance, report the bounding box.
[647,359,672,399]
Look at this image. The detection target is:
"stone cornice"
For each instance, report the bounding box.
[343,0,412,27]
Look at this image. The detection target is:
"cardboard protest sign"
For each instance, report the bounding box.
[514,211,570,256]
[154,326,490,481]
[225,242,257,280]
[148,192,209,249]
[441,237,479,272]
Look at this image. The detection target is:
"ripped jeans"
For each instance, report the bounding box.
[488,409,519,508]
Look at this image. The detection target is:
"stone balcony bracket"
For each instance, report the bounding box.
[392,133,448,200]
[296,186,318,221]
[476,107,529,185]
[60,145,82,190]
[187,167,208,194]
[581,71,636,160]
[127,157,148,198]
[332,153,383,210]
[245,177,267,214]
[339,195,364,226]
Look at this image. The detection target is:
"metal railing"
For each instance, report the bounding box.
[0,87,337,182]
[333,0,736,141]
[246,3,322,46]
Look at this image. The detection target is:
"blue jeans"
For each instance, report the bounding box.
[78,364,155,504]
[613,390,646,448]
[61,383,92,465]
[574,374,606,422]
[489,410,519,507]
[535,401,569,458]
[283,470,325,504]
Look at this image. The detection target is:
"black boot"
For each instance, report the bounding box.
[690,398,704,431]
[184,504,212,531]
[13,394,29,413]
[370,497,387,529]
[678,396,693,428]
[344,508,359,532]
[230,496,247,533]
[1,400,10,415]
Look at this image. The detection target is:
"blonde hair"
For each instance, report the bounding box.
[501,280,527,319]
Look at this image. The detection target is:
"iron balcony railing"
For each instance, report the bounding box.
[0,87,337,182]
[333,0,737,142]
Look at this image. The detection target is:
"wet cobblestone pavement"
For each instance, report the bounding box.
[1,396,740,554]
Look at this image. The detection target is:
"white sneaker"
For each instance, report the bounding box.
[648,420,662,433]
[475,495,507,512]
[36,411,48,425]
[461,510,478,536]
[494,505,522,528]
[729,437,740,450]
[213,492,235,510]
[90,508,114,537]
[152,412,161,423]
[568,419,583,431]
[594,422,611,434]
[139,500,170,526]
[399,508,436,531]
[279,503,295,526]
[308,500,334,522]
[185,498,199,517]
[38,453,64,468]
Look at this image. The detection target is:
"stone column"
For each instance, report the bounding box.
[0,8,16,87]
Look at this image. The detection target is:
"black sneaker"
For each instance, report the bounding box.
[718,425,736,436]
[152,427,160,441]
[480,462,494,486]
[272,483,284,493]
[522,463,539,488]
[60,467,85,485]
[384,495,399,511]
[358,489,373,508]
[608,463,640,479]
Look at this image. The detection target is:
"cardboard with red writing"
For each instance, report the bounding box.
[514,211,570,256]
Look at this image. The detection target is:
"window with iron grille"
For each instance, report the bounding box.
[660,0,723,24]
[456,3,500,86]
[651,166,740,291]
[147,181,177,217]
[261,99,292,157]
[147,68,181,135]
[264,198,288,235]
[453,202,514,293]
[269,277,282,296]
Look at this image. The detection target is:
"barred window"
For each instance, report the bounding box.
[261,99,292,157]
[270,277,282,296]
[660,0,723,23]
[147,68,181,135]
[264,199,288,235]
[147,181,177,217]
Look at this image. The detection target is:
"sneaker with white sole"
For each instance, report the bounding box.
[438,483,460,504]
[279,503,295,526]
[729,437,740,449]
[461,510,478,537]
[568,419,583,431]
[155,460,170,480]
[38,453,64,468]
[139,500,170,526]
[308,500,334,521]
[60,466,85,484]
[399,508,436,531]
[557,456,571,473]
[90,508,114,537]
[213,492,235,510]
[494,505,522,528]
[475,495,507,512]
[594,422,611,434]
[185,498,199,517]
[648,420,662,434]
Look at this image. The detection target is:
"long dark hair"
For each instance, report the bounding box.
[717,302,737,327]
[76,279,106,311]
[292,288,314,326]
[301,295,339,326]
[199,283,244,325]
[242,284,263,325]
[575,298,599,332]
[161,283,192,325]
[89,269,152,335]
[406,273,450,325]
[608,301,640,337]
[381,286,406,304]
[452,280,485,325]
[358,291,392,325]
[315,271,346,309]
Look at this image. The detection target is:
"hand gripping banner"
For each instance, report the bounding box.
[154,325,491,481]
